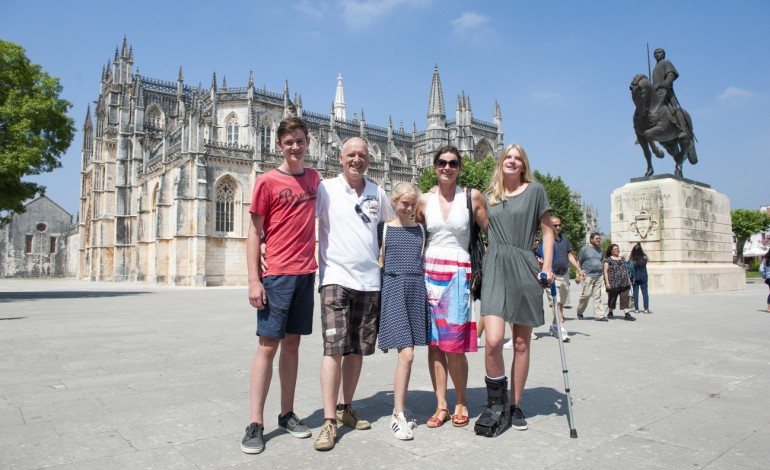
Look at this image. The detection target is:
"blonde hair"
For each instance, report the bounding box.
[390,182,421,204]
[485,143,534,206]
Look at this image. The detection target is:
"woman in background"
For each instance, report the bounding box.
[759,251,770,313]
[630,243,652,314]
[603,244,635,321]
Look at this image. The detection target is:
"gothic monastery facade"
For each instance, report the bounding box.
[78,38,504,285]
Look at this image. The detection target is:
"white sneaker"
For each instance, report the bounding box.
[530,332,538,341]
[390,412,414,440]
[402,408,417,429]
[548,324,557,337]
[503,338,514,349]
[549,325,570,342]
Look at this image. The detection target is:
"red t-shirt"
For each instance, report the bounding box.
[249,168,320,276]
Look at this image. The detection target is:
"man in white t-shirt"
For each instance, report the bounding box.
[313,137,395,451]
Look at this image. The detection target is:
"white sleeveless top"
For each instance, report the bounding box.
[424,186,471,254]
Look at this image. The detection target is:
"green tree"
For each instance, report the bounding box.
[731,209,770,265]
[0,39,75,226]
[534,170,586,251]
[417,155,495,193]
[600,236,613,255]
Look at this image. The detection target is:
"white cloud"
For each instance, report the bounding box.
[339,0,430,29]
[451,11,489,33]
[294,0,328,19]
[531,91,563,102]
[717,86,754,103]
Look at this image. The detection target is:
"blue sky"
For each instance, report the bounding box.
[2,0,768,232]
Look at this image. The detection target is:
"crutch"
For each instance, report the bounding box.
[541,274,578,438]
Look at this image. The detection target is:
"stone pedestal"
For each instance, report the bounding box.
[611,175,744,294]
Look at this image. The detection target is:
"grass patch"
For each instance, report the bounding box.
[746,271,761,279]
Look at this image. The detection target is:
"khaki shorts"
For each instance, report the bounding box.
[547,272,570,305]
[320,285,380,356]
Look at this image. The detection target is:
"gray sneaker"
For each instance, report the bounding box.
[511,406,528,431]
[278,411,311,438]
[336,404,371,430]
[241,422,265,454]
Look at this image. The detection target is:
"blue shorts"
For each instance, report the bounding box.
[257,273,315,339]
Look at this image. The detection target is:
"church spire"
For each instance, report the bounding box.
[333,73,346,121]
[177,66,184,98]
[121,35,129,59]
[427,64,446,124]
[83,104,92,131]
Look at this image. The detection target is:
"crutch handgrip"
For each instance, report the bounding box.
[538,273,557,298]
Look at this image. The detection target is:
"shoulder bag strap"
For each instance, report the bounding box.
[466,188,475,252]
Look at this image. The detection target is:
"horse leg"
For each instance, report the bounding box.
[637,134,654,176]
[659,141,682,177]
[651,142,664,158]
[642,125,666,159]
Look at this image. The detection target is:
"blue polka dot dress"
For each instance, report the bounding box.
[378,224,430,350]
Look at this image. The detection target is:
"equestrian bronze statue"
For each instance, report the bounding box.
[630,73,697,177]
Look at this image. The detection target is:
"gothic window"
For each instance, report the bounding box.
[144,104,166,139]
[25,235,33,254]
[146,105,164,129]
[226,117,239,145]
[215,180,235,233]
[260,124,271,153]
[50,237,57,254]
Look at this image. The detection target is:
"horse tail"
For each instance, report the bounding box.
[685,110,698,143]
[687,138,698,165]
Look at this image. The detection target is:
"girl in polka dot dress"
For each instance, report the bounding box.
[377,182,429,440]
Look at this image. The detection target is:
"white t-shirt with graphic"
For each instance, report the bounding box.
[317,175,395,291]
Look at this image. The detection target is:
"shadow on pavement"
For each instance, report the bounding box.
[0,291,153,302]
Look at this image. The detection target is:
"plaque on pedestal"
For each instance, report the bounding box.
[611,175,744,294]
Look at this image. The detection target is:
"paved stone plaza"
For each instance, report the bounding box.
[1,278,769,469]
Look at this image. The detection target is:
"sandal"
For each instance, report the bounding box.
[452,404,469,427]
[426,407,450,428]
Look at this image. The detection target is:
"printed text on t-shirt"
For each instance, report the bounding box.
[278,187,317,208]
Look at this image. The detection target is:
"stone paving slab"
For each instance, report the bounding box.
[1,278,769,469]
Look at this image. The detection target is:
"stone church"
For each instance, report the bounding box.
[77,37,504,286]
[0,196,73,278]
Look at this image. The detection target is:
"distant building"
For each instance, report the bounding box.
[0,196,73,277]
[77,37,505,286]
[571,190,600,243]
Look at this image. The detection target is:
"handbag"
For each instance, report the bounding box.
[467,188,484,301]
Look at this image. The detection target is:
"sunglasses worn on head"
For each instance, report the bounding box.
[436,159,459,169]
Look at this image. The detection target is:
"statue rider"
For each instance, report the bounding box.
[652,48,690,138]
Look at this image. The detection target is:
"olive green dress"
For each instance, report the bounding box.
[480,182,551,327]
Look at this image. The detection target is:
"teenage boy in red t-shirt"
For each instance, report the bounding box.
[241,117,320,454]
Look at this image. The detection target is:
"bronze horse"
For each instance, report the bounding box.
[630,74,697,177]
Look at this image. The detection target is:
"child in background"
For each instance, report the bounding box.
[378,182,428,440]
